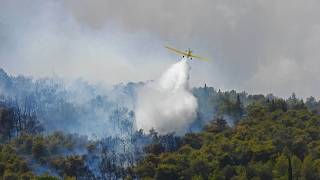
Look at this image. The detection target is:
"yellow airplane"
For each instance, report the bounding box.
[165,45,208,61]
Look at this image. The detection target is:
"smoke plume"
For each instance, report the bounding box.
[135,58,198,134]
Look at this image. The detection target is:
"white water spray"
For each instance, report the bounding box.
[135,58,198,134]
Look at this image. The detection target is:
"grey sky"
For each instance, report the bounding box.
[1,0,320,98]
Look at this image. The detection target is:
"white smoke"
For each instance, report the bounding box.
[135,58,198,134]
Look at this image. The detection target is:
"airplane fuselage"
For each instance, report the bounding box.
[165,45,207,61]
[184,49,193,59]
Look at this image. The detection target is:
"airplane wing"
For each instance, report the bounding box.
[190,54,208,61]
[165,46,188,56]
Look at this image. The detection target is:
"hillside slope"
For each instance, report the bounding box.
[135,102,320,179]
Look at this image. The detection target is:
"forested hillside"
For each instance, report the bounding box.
[1,68,320,179]
[135,101,320,179]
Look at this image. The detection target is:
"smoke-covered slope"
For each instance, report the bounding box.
[0,67,267,138]
[0,68,143,138]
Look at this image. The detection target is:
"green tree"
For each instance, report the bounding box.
[32,137,47,160]
[3,170,18,180]
[291,155,302,179]
[301,155,316,179]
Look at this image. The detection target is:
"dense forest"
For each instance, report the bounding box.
[136,100,320,179]
[1,68,320,179]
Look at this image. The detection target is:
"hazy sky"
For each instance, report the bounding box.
[1,0,320,98]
